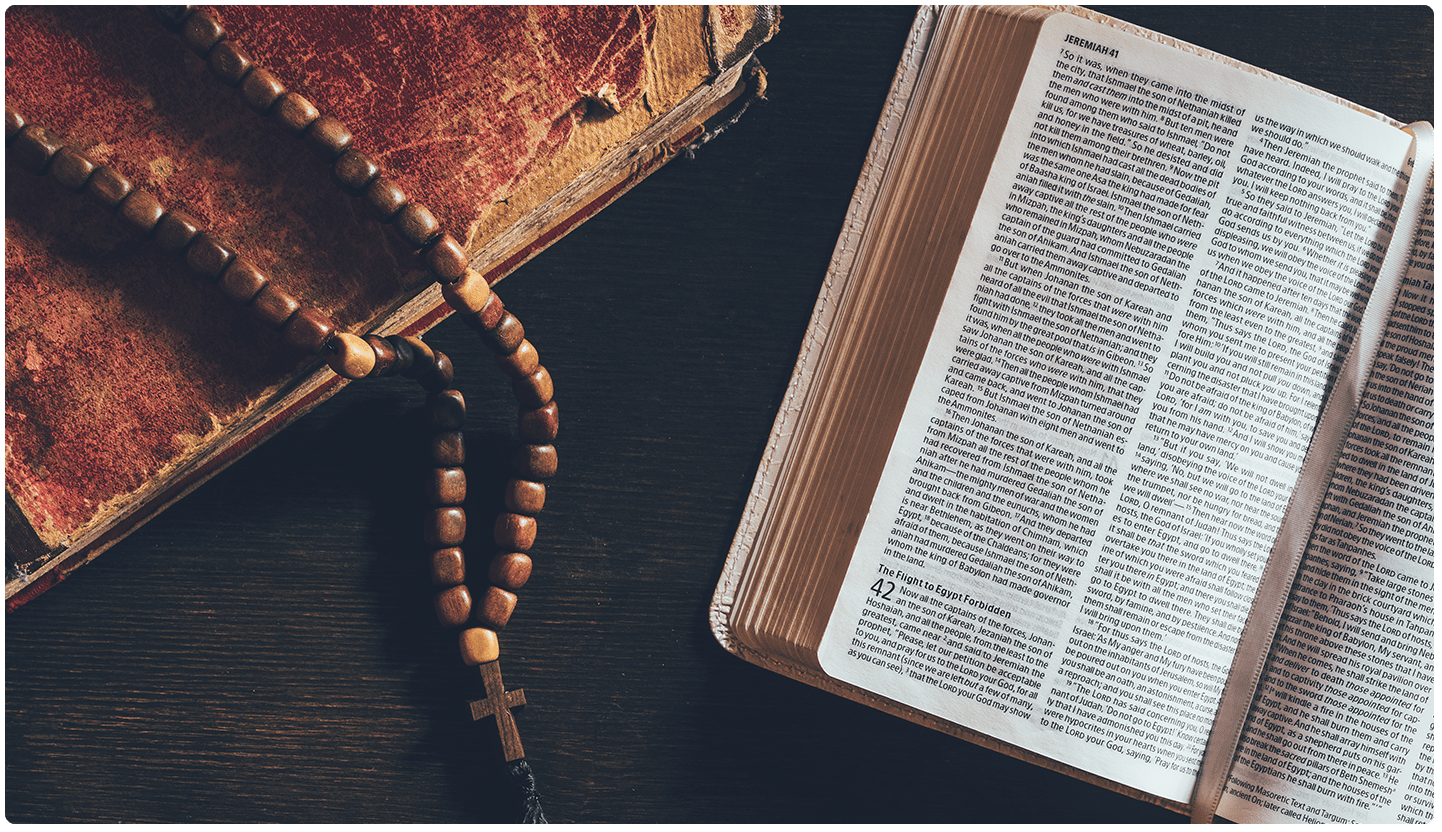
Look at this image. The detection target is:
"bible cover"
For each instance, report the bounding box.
[6,5,777,607]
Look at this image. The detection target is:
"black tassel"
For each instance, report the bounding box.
[504,758,547,823]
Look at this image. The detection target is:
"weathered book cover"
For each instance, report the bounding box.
[5,5,777,606]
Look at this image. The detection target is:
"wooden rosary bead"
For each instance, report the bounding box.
[325,331,376,379]
[185,232,235,280]
[513,444,558,479]
[12,124,65,174]
[332,149,381,197]
[240,67,286,114]
[441,268,491,315]
[434,584,472,628]
[49,147,98,192]
[250,283,301,329]
[117,190,165,238]
[385,335,416,375]
[363,177,408,221]
[427,467,467,506]
[207,40,254,85]
[484,312,526,354]
[429,389,466,430]
[489,552,532,591]
[365,335,397,377]
[395,203,441,248]
[305,115,353,161]
[273,92,320,135]
[154,210,202,253]
[459,627,500,666]
[425,236,469,284]
[404,338,453,391]
[425,507,467,547]
[430,431,465,466]
[504,479,546,515]
[511,366,554,409]
[493,512,537,551]
[281,306,337,354]
[430,547,467,587]
[474,586,518,630]
[219,258,268,303]
[473,292,506,331]
[6,108,25,144]
[518,402,560,443]
[86,166,133,210]
[425,351,456,392]
[154,6,197,31]
[180,9,226,56]
[496,340,539,379]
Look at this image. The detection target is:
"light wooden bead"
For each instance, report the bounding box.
[441,268,491,315]
[475,586,518,630]
[427,467,466,505]
[325,332,375,379]
[435,584,472,628]
[511,366,553,408]
[493,512,537,551]
[489,552,532,590]
[495,340,539,378]
[431,547,466,587]
[504,479,546,515]
[425,507,466,547]
[459,627,499,666]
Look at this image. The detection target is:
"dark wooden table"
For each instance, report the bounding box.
[7,7,1433,823]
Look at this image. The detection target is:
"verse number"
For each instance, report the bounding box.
[870,579,895,600]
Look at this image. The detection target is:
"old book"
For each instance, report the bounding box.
[5,5,776,606]
[713,6,1433,823]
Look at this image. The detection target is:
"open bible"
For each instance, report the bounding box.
[712,6,1433,823]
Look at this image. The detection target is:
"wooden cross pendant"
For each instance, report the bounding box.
[469,660,527,762]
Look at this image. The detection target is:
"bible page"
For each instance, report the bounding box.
[816,13,1418,803]
[1218,178,1434,824]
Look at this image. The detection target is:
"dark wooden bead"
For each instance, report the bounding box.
[181,9,226,56]
[493,513,537,551]
[513,444,558,479]
[425,507,466,547]
[512,366,554,409]
[474,292,506,331]
[483,312,525,354]
[429,389,466,430]
[474,586,518,630]
[395,203,440,248]
[207,40,254,85]
[240,67,286,114]
[282,307,337,354]
[398,335,434,372]
[504,479,546,515]
[86,166,133,210]
[305,115,353,161]
[430,431,465,466]
[184,232,235,280]
[13,124,66,174]
[117,190,165,238]
[332,149,381,197]
[250,284,301,329]
[5,108,25,144]
[385,335,416,375]
[426,236,469,284]
[488,552,532,591]
[363,177,407,221]
[154,211,201,253]
[495,339,539,378]
[153,6,196,31]
[431,547,466,587]
[273,92,320,135]
[518,401,559,443]
[427,467,467,506]
[434,585,472,628]
[219,258,268,303]
[49,147,97,192]
[419,351,455,393]
[365,335,397,377]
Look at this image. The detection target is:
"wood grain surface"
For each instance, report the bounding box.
[6,7,1433,823]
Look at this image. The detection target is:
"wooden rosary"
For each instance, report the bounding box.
[7,5,552,821]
